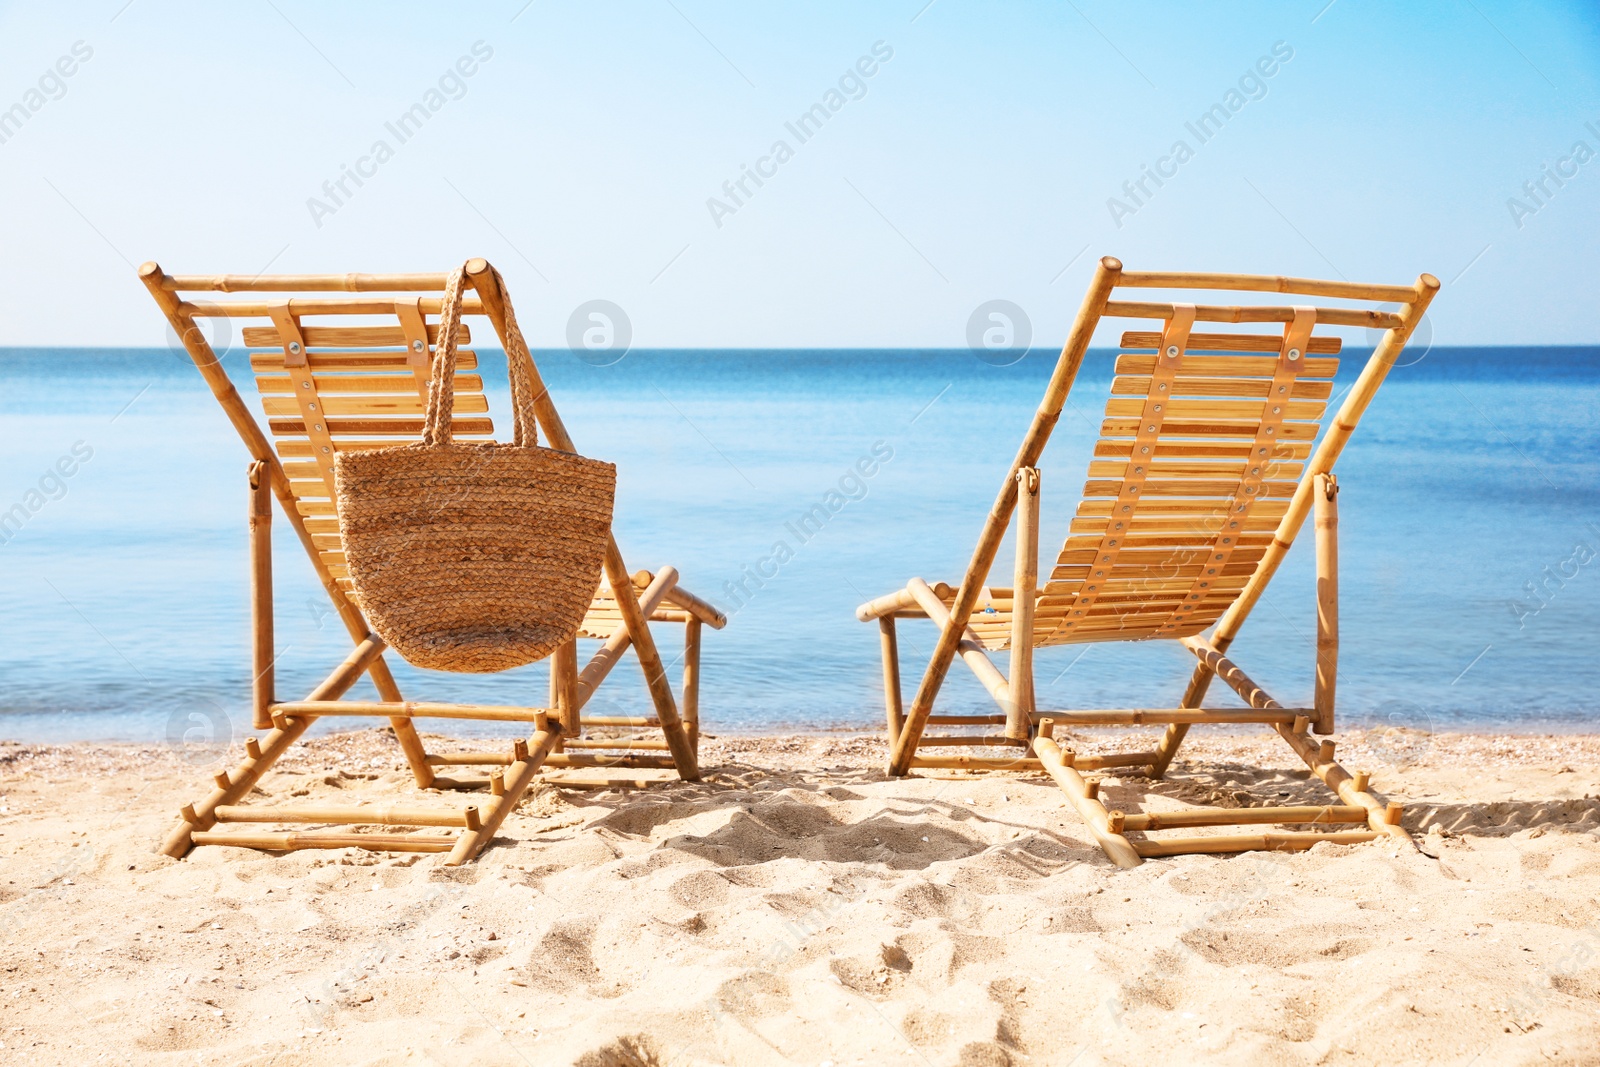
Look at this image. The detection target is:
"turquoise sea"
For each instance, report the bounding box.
[0,346,1596,748]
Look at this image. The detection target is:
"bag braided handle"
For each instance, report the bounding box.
[421,261,541,448]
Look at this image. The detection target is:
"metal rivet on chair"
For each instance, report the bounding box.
[1288,347,1301,360]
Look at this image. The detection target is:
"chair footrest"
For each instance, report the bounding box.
[1120,804,1369,832]
[545,753,678,770]
[916,735,1029,748]
[426,752,515,767]
[213,804,476,828]
[908,749,1157,772]
[1036,708,1305,726]
[273,700,555,723]
[1132,830,1379,857]
[190,831,455,853]
[561,738,671,751]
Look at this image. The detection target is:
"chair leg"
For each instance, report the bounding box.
[879,617,904,748]
[604,544,698,781]
[550,638,579,751]
[1149,723,1188,781]
[1006,467,1040,741]
[1149,652,1217,779]
[375,658,436,789]
[1314,473,1339,735]
[682,618,702,753]
[248,463,275,732]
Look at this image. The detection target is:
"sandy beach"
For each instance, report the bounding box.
[2,729,1597,1065]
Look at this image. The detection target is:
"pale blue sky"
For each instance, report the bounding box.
[1,0,1596,346]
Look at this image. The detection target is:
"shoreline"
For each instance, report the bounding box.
[5,717,1600,748]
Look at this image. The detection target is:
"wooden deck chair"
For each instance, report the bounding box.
[858,258,1439,868]
[139,258,725,865]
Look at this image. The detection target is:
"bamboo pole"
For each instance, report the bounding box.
[541,774,663,789]
[1314,473,1339,735]
[660,586,728,628]
[213,804,477,827]
[462,258,697,781]
[906,750,1155,771]
[915,735,1030,747]
[137,262,433,789]
[543,752,676,769]
[1032,727,1143,869]
[1007,468,1040,740]
[683,618,702,751]
[272,700,553,722]
[910,754,1043,771]
[426,752,516,766]
[1038,708,1302,725]
[1114,272,1418,303]
[248,462,274,731]
[160,637,386,857]
[1131,830,1378,857]
[904,578,1012,707]
[560,738,671,751]
[165,273,455,292]
[879,617,905,747]
[445,718,565,864]
[1179,638,1282,710]
[856,586,920,622]
[575,568,680,709]
[179,296,485,317]
[190,831,454,853]
[889,257,1121,775]
[1103,300,1401,329]
[551,638,579,747]
[1121,805,1368,831]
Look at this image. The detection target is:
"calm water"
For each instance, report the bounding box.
[1,346,1597,746]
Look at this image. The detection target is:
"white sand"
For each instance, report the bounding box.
[2,729,1598,1065]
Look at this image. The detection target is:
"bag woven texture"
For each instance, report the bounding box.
[334,263,617,673]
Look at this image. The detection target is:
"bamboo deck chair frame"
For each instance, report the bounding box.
[140,258,725,865]
[858,257,1439,868]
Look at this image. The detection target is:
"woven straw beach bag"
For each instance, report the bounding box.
[334,263,617,673]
